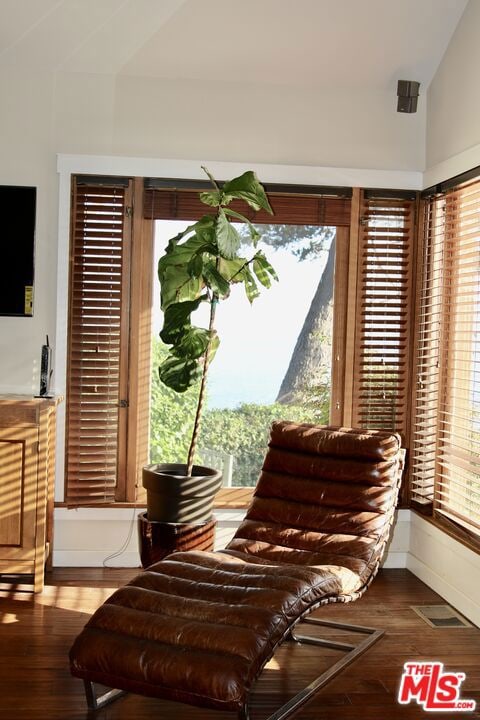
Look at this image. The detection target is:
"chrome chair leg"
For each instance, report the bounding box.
[83,680,126,710]
[263,619,384,720]
[238,704,250,720]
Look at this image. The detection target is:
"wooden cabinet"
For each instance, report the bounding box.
[0,395,61,592]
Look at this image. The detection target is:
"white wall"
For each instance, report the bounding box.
[52,71,427,171]
[426,0,480,178]
[53,507,411,569]
[0,68,58,394]
[110,76,425,172]
[0,60,426,395]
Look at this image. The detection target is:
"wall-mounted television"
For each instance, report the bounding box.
[0,185,36,316]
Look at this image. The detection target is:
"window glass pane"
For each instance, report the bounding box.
[150,220,335,487]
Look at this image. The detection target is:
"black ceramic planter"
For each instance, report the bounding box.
[142,463,223,523]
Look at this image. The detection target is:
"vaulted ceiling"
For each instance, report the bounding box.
[0,0,468,94]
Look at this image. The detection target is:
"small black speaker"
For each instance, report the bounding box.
[397,80,420,113]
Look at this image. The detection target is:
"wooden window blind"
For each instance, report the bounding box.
[437,179,480,536]
[411,196,444,509]
[412,176,480,541]
[352,193,415,437]
[143,186,352,226]
[65,180,131,505]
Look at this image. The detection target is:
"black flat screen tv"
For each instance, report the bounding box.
[0,185,36,316]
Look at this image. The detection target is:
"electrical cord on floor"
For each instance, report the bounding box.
[102,505,138,568]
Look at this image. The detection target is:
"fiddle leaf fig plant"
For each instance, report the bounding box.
[158,167,278,476]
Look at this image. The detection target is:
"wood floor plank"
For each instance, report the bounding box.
[0,568,479,720]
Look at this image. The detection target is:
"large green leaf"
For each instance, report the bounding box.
[223,207,261,245]
[158,230,214,273]
[160,265,202,310]
[199,190,222,207]
[163,215,216,253]
[158,353,202,393]
[187,253,204,278]
[218,257,248,282]
[174,328,220,365]
[202,261,230,297]
[252,251,279,288]
[222,171,273,214]
[160,297,204,344]
[215,208,242,259]
[240,266,260,303]
[172,326,211,359]
[208,333,220,363]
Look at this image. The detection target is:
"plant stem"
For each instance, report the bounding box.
[186,293,218,476]
[229,253,258,282]
[201,165,221,192]
[186,168,221,476]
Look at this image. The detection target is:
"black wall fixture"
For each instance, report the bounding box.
[397,80,420,113]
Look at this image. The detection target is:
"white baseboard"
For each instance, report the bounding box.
[52,550,142,568]
[407,515,480,628]
[406,554,480,628]
[52,508,411,568]
[52,546,409,569]
[382,551,408,568]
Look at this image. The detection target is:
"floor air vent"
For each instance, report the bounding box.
[411,604,472,628]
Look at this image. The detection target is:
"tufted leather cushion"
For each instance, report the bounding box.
[69,422,404,711]
[228,422,403,586]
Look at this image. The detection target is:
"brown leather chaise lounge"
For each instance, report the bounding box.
[70,421,405,720]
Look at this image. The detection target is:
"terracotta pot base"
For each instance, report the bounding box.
[137,513,216,568]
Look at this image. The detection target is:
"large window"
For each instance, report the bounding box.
[150,220,336,490]
[412,175,480,545]
[64,179,416,507]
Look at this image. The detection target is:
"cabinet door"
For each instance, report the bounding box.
[0,426,39,568]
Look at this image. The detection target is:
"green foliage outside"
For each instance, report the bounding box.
[150,338,199,464]
[150,339,330,487]
[242,223,335,261]
[199,400,328,487]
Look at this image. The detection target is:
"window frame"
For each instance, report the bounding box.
[63,179,417,508]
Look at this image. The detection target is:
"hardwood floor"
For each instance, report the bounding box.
[0,568,479,720]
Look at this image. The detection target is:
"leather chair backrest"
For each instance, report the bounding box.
[227,422,404,588]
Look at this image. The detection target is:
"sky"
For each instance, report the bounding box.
[154,220,331,409]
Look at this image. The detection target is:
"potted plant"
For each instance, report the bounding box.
[142,167,277,524]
